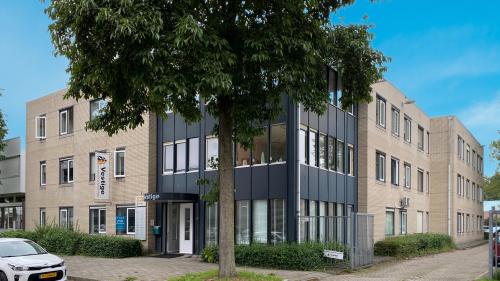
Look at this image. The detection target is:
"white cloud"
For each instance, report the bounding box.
[459,92,500,129]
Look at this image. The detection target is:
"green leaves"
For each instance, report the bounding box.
[0,92,7,161]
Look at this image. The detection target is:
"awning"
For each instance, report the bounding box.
[144,192,199,202]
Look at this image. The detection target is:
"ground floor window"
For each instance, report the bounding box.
[90,207,106,234]
[270,199,286,244]
[116,207,135,235]
[299,199,308,243]
[416,211,424,233]
[40,208,46,227]
[318,202,326,242]
[0,206,23,230]
[236,200,250,245]
[385,209,394,236]
[400,211,407,235]
[253,200,268,243]
[59,207,73,230]
[309,200,318,242]
[337,203,344,242]
[205,203,218,245]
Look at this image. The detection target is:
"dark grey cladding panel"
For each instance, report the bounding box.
[174,173,187,193]
[300,105,308,125]
[235,167,251,200]
[187,121,201,139]
[328,106,337,138]
[300,164,308,199]
[186,172,200,194]
[163,116,175,142]
[161,174,174,193]
[319,111,328,133]
[203,170,218,195]
[346,176,355,205]
[175,115,187,140]
[251,165,268,199]
[347,114,355,144]
[328,172,337,202]
[205,114,216,135]
[336,109,345,140]
[309,112,319,131]
[336,174,345,203]
[318,169,329,200]
[269,163,287,199]
[308,166,319,201]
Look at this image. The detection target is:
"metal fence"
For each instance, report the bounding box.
[298,213,374,269]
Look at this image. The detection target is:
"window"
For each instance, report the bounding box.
[347,144,354,176]
[385,209,394,236]
[400,211,407,235]
[472,182,476,200]
[40,161,47,186]
[319,201,326,242]
[309,200,317,242]
[427,132,430,153]
[376,96,386,128]
[59,158,74,184]
[235,143,250,167]
[299,126,308,164]
[270,199,286,244]
[184,207,191,240]
[236,201,250,245]
[457,136,464,160]
[457,174,462,196]
[391,107,400,136]
[116,207,136,235]
[90,207,106,234]
[417,211,424,233]
[175,141,186,172]
[206,137,218,170]
[59,107,73,135]
[404,116,411,143]
[89,153,96,181]
[270,124,286,163]
[252,200,268,243]
[336,140,344,173]
[466,179,470,198]
[114,148,125,177]
[39,208,46,227]
[417,169,424,192]
[376,151,385,182]
[319,134,327,169]
[348,104,355,115]
[466,144,470,165]
[404,163,411,188]
[299,199,308,243]
[188,138,199,171]
[418,126,424,150]
[337,89,343,108]
[472,150,476,169]
[35,115,46,139]
[59,207,73,230]
[309,130,318,167]
[253,128,268,165]
[205,203,218,245]
[163,143,174,174]
[90,99,108,120]
[426,171,430,193]
[328,137,335,171]
[391,158,399,185]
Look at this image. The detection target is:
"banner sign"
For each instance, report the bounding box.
[116,216,126,232]
[323,250,344,260]
[95,152,110,200]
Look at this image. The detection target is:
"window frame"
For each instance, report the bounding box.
[163,142,174,174]
[205,136,219,170]
[400,211,407,235]
[89,153,96,181]
[40,161,47,186]
[175,140,187,173]
[347,144,354,176]
[417,169,424,192]
[39,208,46,226]
[404,115,412,143]
[270,123,287,164]
[35,115,46,139]
[89,98,108,121]
[188,137,200,171]
[391,106,400,136]
[59,157,74,184]
[376,151,386,182]
[309,129,318,167]
[89,207,107,234]
[376,95,386,128]
[336,139,345,174]
[126,207,136,235]
[404,163,411,188]
[391,157,399,186]
[114,148,126,178]
[417,125,424,151]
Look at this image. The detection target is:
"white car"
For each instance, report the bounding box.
[0,238,66,281]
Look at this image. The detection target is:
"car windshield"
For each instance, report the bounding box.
[0,240,47,257]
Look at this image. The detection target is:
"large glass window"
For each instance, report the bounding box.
[309,130,318,167]
[90,99,108,120]
[205,203,218,245]
[59,158,74,184]
[376,152,385,182]
[376,96,386,127]
[236,201,250,245]
[59,107,73,135]
[336,203,344,242]
[299,199,307,243]
[163,143,174,173]
[299,126,307,164]
[175,141,186,172]
[347,144,354,176]
[114,148,125,177]
[336,140,344,173]
[90,207,106,234]
[328,137,335,171]
[188,138,199,171]
[404,163,411,188]
[206,137,218,170]
[253,128,268,165]
[385,209,394,236]
[89,153,96,181]
[235,143,250,167]
[417,169,424,192]
[391,107,400,136]
[404,116,411,143]
[35,115,46,139]
[319,201,326,242]
[252,200,268,243]
[400,211,407,235]
[319,134,327,169]
[116,207,135,235]
[466,144,471,165]
[270,124,286,163]
[39,208,46,227]
[418,126,424,150]
[391,158,399,185]
[309,200,317,242]
[40,161,47,186]
[270,199,286,244]
[59,207,73,230]
[417,211,424,233]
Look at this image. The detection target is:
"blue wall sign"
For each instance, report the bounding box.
[116,216,126,232]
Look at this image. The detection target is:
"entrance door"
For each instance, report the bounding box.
[167,203,179,253]
[179,203,193,254]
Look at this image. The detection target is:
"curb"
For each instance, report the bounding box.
[68,276,100,281]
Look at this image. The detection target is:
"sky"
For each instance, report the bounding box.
[0,1,499,176]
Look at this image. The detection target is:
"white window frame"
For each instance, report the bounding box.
[114,149,126,178]
[391,107,400,136]
[59,109,69,135]
[40,162,47,186]
[376,152,385,182]
[126,207,136,235]
[347,144,354,176]
[175,140,187,173]
[163,142,174,174]
[40,208,46,226]
[404,116,411,143]
[35,116,46,139]
[376,96,386,128]
[90,207,107,234]
[205,136,218,170]
[404,163,411,188]
[59,158,74,184]
[391,157,399,185]
[59,208,68,228]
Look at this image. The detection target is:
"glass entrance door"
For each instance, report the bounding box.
[179,203,193,254]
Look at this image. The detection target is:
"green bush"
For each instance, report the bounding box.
[374,233,455,257]
[0,225,142,258]
[201,242,348,271]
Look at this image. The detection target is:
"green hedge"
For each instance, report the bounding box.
[0,225,142,258]
[202,242,348,271]
[374,233,455,257]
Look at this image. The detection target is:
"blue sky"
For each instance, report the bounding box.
[0,1,499,176]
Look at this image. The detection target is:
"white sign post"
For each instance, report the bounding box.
[95,152,110,200]
[323,250,344,260]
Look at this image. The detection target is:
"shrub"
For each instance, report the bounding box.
[168,270,283,281]
[201,242,348,271]
[374,233,455,257]
[78,235,142,258]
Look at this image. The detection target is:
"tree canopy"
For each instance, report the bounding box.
[0,92,7,159]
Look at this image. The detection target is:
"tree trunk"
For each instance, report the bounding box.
[217,102,236,278]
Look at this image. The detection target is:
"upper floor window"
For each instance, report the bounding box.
[347,144,354,176]
[253,128,268,165]
[89,153,96,181]
[336,140,345,173]
[319,134,327,169]
[299,126,307,164]
[188,138,199,171]
[309,130,318,167]
[175,141,187,173]
[59,157,74,184]
[90,99,108,120]
[376,96,386,128]
[472,150,476,169]
[427,132,430,154]
[163,142,174,174]
[236,143,250,167]
[457,136,464,160]
[404,163,411,188]
[417,169,424,192]
[404,116,411,143]
[114,148,125,177]
[206,136,218,170]
[391,157,399,185]
[328,137,336,171]
[418,126,424,151]
[270,124,286,163]
[40,161,47,186]
[35,115,46,139]
[426,171,430,193]
[337,90,343,108]
[466,144,470,165]
[376,151,385,182]
[391,107,400,136]
[59,107,74,135]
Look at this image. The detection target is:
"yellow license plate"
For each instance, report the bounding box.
[40,272,57,279]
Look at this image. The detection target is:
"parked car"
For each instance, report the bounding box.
[0,238,66,281]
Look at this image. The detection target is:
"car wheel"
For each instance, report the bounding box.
[0,271,8,281]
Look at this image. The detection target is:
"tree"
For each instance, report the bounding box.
[484,173,500,201]
[492,131,500,170]
[0,92,7,158]
[46,1,388,277]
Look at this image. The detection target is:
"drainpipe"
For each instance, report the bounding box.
[447,116,452,235]
[296,103,301,243]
